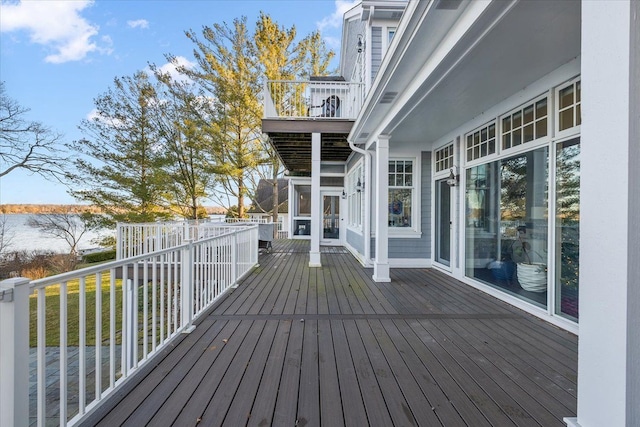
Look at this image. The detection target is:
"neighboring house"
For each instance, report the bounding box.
[247,178,289,227]
[262,1,639,426]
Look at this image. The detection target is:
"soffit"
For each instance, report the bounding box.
[267,132,352,176]
[352,0,581,146]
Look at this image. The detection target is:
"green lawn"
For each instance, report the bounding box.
[29,273,124,347]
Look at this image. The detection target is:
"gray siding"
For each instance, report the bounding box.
[371,27,382,82]
[370,152,433,260]
[387,151,432,259]
[342,19,367,82]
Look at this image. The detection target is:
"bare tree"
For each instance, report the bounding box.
[27,212,94,255]
[0,82,68,181]
[0,214,15,256]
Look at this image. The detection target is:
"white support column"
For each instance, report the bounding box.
[373,135,390,282]
[0,278,30,427]
[310,132,322,267]
[566,2,639,426]
[181,240,195,333]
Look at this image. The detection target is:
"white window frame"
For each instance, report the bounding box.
[434,142,455,178]
[388,157,421,237]
[555,77,581,139]
[464,120,498,168]
[500,94,551,156]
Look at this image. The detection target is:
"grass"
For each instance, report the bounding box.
[29,273,124,347]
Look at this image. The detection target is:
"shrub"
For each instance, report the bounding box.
[83,249,116,263]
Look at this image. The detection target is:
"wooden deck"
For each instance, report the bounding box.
[81,240,577,427]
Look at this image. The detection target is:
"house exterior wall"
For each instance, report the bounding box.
[370,26,382,82]
[387,150,431,262]
[420,58,581,333]
[342,18,367,83]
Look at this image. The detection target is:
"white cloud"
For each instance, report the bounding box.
[127,19,149,29]
[316,0,359,32]
[0,0,105,63]
[152,56,196,83]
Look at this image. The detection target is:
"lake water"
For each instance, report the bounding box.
[1,214,228,254]
[1,214,110,253]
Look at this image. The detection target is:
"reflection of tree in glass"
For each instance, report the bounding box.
[500,156,527,221]
[557,141,580,297]
[556,143,580,221]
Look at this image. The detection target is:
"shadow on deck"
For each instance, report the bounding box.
[81,239,577,426]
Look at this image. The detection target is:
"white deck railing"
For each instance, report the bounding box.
[264,80,366,120]
[116,218,272,260]
[0,224,258,427]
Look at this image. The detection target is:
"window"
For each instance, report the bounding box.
[435,143,454,173]
[501,97,548,150]
[347,165,363,229]
[466,122,496,162]
[388,160,413,228]
[465,147,549,309]
[555,138,580,321]
[292,184,311,236]
[557,80,581,132]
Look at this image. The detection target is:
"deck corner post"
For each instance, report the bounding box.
[181,239,195,333]
[0,277,30,427]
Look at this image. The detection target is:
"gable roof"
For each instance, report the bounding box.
[248,179,289,214]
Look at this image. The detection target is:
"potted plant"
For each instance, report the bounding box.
[513,226,547,292]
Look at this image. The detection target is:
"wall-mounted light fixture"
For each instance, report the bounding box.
[356,177,364,192]
[446,166,459,187]
[342,189,347,199]
[357,35,364,53]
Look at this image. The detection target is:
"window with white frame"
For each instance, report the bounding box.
[501,96,548,150]
[347,165,363,229]
[557,79,581,132]
[388,28,396,44]
[435,143,454,173]
[466,122,496,162]
[388,159,414,228]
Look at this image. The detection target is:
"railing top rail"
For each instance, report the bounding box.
[266,79,364,85]
[116,218,226,227]
[31,224,258,290]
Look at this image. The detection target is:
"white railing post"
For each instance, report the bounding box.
[125,277,136,374]
[116,223,123,260]
[0,278,30,427]
[181,240,195,333]
[231,233,238,287]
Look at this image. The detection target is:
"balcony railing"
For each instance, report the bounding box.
[0,224,258,427]
[116,218,273,260]
[264,80,366,120]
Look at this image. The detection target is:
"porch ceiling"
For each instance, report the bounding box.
[267,132,352,175]
[352,0,581,147]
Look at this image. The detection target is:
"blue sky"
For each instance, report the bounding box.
[0,0,355,205]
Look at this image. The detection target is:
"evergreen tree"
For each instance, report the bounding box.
[152,68,213,219]
[69,71,171,226]
[181,18,264,218]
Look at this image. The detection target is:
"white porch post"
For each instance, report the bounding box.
[373,135,390,282]
[0,278,30,427]
[310,132,322,267]
[566,2,640,426]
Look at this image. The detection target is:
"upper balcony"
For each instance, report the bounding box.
[262,78,365,174]
[263,78,366,121]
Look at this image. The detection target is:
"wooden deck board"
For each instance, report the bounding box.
[82,240,578,427]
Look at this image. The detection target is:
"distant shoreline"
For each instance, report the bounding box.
[0,204,227,215]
